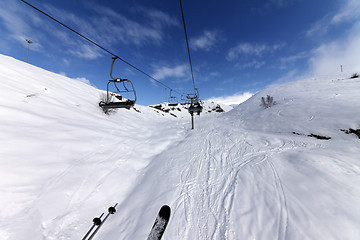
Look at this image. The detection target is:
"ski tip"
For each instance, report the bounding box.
[159,205,171,219]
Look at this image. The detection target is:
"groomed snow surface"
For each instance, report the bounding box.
[0,54,359,240]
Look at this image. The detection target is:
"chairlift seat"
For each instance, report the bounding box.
[99,100,135,110]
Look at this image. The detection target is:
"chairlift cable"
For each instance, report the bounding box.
[179,0,203,128]
[179,0,197,94]
[20,0,181,95]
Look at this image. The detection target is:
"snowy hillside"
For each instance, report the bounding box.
[229,75,360,140]
[0,53,360,240]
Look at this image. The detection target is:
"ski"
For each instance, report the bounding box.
[82,203,117,240]
[147,205,171,240]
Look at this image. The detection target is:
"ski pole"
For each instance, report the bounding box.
[82,213,104,240]
[87,203,118,240]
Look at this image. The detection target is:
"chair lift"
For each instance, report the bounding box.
[168,89,179,106]
[187,89,203,116]
[180,94,188,105]
[99,57,137,110]
[188,98,203,115]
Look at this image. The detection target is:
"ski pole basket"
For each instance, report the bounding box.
[82,203,118,240]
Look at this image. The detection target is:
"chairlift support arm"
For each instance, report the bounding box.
[107,57,137,103]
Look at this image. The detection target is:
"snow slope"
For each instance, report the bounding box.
[0,54,189,239]
[0,54,360,240]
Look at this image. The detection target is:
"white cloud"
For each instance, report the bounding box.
[305,0,360,76]
[191,30,220,51]
[74,77,91,85]
[306,17,330,37]
[307,0,360,37]
[227,43,282,61]
[69,44,102,60]
[144,8,180,29]
[309,24,360,76]
[290,0,360,77]
[207,92,254,106]
[46,3,161,47]
[279,52,307,69]
[57,71,92,85]
[86,3,178,47]
[0,0,44,50]
[270,0,289,7]
[57,72,91,85]
[58,72,67,77]
[209,72,220,77]
[270,0,299,7]
[12,34,42,52]
[280,52,306,64]
[331,0,360,24]
[0,1,31,33]
[240,60,266,69]
[153,64,188,80]
[0,1,101,59]
[0,0,178,61]
[227,43,266,60]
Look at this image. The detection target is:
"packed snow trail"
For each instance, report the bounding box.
[101,110,360,240]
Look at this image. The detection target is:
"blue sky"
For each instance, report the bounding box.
[0,0,359,105]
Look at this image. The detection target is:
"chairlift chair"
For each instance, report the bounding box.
[188,96,203,116]
[168,90,179,106]
[186,88,200,103]
[99,57,137,110]
[180,94,188,105]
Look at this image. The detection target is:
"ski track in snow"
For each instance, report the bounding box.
[115,113,351,240]
[152,117,299,240]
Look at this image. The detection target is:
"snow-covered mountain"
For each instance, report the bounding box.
[149,101,232,119]
[0,54,359,240]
